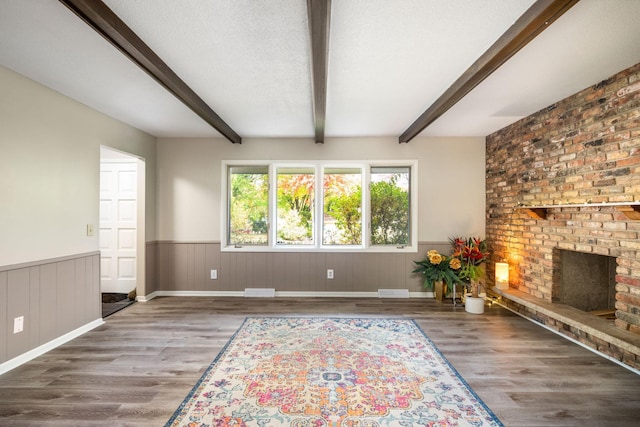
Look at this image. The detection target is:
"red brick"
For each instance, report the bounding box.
[616,292,640,307]
[616,275,640,287]
[486,63,640,368]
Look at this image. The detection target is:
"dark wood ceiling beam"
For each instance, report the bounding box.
[59,0,242,144]
[399,0,580,143]
[307,0,331,144]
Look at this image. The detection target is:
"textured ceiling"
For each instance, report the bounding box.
[0,0,639,140]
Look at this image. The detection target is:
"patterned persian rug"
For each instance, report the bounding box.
[166,317,502,426]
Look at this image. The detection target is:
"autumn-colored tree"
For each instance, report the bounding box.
[277,172,315,243]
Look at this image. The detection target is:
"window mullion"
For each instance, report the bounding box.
[363,166,371,249]
[269,163,276,249]
[316,164,323,249]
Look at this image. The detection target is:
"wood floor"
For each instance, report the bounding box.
[1,297,639,426]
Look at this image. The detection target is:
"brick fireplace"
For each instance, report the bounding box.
[486,62,640,370]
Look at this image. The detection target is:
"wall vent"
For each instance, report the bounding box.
[378,289,410,298]
[244,288,276,298]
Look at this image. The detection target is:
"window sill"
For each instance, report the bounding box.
[221,245,417,253]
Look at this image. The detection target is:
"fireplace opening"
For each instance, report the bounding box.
[556,250,617,316]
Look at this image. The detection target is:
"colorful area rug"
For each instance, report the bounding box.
[166,317,502,426]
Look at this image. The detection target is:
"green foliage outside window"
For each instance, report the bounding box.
[228,164,411,248]
[324,170,362,245]
[229,168,268,245]
[325,186,362,245]
[370,172,409,245]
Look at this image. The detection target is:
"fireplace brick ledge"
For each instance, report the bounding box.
[492,287,640,369]
[514,202,640,220]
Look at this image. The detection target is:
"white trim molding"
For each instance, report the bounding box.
[137,290,433,299]
[0,318,104,375]
[221,160,418,253]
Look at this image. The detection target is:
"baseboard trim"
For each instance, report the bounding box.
[138,291,246,300]
[378,289,410,298]
[136,291,160,302]
[0,318,104,376]
[136,290,433,299]
[411,292,433,298]
[278,291,380,298]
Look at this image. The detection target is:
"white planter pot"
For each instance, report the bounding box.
[465,295,485,314]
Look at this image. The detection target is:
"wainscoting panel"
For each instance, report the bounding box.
[57,260,75,338]
[29,266,40,350]
[7,268,30,360]
[145,242,159,295]
[0,252,101,365]
[153,242,450,294]
[0,272,7,362]
[39,263,58,345]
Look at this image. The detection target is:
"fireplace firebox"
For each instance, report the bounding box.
[555,250,617,313]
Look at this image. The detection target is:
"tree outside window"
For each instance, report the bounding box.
[323,168,362,246]
[370,167,410,245]
[276,167,315,245]
[228,166,269,245]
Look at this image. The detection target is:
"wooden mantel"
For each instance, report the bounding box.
[516,202,640,220]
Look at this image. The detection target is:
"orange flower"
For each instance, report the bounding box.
[428,251,444,265]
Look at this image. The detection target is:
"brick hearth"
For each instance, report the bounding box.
[486,62,640,370]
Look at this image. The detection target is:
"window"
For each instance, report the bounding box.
[370,167,410,245]
[223,161,416,252]
[276,167,315,245]
[323,167,363,246]
[227,166,268,245]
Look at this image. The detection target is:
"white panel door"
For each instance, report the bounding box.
[100,161,137,293]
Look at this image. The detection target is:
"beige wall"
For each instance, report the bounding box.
[157,136,486,242]
[0,65,157,370]
[0,65,157,267]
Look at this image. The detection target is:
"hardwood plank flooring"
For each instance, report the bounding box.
[1,297,639,426]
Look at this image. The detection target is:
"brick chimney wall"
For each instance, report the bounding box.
[486,63,640,334]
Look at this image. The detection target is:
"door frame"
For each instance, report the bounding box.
[99,146,146,299]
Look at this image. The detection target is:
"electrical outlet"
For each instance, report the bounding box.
[210,269,218,280]
[13,316,24,334]
[327,269,334,279]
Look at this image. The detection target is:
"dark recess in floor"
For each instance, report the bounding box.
[102,293,135,318]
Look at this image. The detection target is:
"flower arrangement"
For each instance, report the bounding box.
[412,249,462,294]
[450,237,489,298]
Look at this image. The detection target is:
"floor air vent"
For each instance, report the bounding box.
[244,288,276,298]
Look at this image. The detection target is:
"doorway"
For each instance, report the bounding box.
[99,147,145,317]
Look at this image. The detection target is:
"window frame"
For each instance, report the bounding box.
[221,160,417,253]
[272,163,318,247]
[321,164,365,249]
[226,164,270,246]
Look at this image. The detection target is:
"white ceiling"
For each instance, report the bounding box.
[0,0,639,140]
